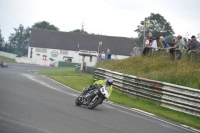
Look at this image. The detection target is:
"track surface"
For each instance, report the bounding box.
[0,63,197,133]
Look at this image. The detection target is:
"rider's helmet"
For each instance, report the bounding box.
[106,78,113,86]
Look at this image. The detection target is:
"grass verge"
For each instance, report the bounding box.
[96,54,200,89]
[37,67,200,130]
[0,56,15,63]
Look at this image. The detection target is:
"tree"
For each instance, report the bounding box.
[0,29,4,51]
[32,21,59,31]
[70,22,88,34]
[134,13,175,45]
[70,29,88,34]
[9,24,30,55]
[131,37,142,47]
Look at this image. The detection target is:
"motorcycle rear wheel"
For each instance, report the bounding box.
[88,97,102,109]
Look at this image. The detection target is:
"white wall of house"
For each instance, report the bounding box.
[28,47,129,67]
[28,47,99,67]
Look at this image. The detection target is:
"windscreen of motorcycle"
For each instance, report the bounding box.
[105,86,110,92]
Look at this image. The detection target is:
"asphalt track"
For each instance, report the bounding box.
[0,63,199,133]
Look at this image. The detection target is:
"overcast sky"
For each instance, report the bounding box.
[0,0,200,41]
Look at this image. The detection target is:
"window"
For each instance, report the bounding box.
[35,48,47,53]
[67,58,72,62]
[90,56,92,62]
[60,50,68,55]
[89,51,97,54]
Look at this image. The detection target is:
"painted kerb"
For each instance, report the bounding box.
[94,68,200,117]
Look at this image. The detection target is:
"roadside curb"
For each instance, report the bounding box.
[40,75,200,133]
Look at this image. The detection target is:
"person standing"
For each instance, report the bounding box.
[189,35,200,51]
[142,33,153,55]
[156,37,163,49]
[175,35,185,60]
[160,36,167,48]
[101,51,105,60]
[144,36,149,46]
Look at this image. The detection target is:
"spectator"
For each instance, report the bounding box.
[175,35,185,60]
[151,38,158,49]
[160,36,167,48]
[183,37,188,49]
[142,33,153,55]
[144,36,149,46]
[130,52,134,56]
[188,35,200,51]
[168,38,177,58]
[157,37,163,49]
[187,39,192,47]
[107,52,111,59]
[101,51,105,60]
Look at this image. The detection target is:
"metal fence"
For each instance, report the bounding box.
[94,68,200,117]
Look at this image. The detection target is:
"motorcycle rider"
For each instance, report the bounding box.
[82,77,113,98]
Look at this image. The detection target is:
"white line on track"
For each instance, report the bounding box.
[22,74,78,97]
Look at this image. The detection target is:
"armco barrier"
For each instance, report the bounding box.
[94,68,200,117]
[87,66,95,74]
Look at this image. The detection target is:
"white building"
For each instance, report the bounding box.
[28,29,137,67]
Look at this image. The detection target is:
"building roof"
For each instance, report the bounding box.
[29,29,137,56]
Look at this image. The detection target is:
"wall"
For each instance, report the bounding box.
[0,51,17,59]
[15,58,50,66]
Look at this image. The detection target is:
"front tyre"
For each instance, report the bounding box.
[75,96,83,106]
[88,97,102,109]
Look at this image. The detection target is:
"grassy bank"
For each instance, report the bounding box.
[96,54,200,89]
[0,56,15,63]
[37,67,200,130]
[38,68,94,92]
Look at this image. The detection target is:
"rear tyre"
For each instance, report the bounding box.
[88,97,102,109]
[75,97,83,106]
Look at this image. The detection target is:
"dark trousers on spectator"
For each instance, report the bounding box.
[142,47,150,55]
[169,48,174,55]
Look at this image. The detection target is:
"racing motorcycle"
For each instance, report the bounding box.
[0,62,8,68]
[75,85,110,109]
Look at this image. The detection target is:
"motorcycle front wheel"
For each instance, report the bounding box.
[75,96,83,106]
[88,97,102,109]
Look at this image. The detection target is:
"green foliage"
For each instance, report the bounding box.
[7,21,59,56]
[36,67,200,129]
[8,24,30,55]
[32,21,59,31]
[96,54,200,89]
[70,29,88,34]
[135,13,175,44]
[131,37,142,47]
[0,29,5,51]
